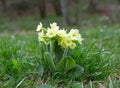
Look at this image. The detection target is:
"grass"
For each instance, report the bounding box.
[0,14,120,87]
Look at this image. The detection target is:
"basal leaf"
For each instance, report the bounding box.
[67,65,84,78]
[44,52,55,72]
[56,56,76,73]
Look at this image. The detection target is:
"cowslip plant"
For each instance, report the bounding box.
[36,22,84,78]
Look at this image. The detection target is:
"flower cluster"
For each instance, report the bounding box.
[36,22,83,49]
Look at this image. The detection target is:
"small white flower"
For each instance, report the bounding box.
[36,22,83,48]
[60,36,72,48]
[70,42,76,49]
[77,35,83,44]
[68,29,79,40]
[46,28,57,38]
[50,22,59,31]
[38,31,44,42]
[57,29,67,38]
[36,22,42,31]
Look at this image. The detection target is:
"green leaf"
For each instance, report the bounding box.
[12,59,21,72]
[72,82,84,88]
[39,64,44,75]
[56,57,76,73]
[16,77,26,88]
[44,52,55,72]
[67,65,84,78]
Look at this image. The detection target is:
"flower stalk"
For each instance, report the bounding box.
[62,48,68,59]
[50,41,53,57]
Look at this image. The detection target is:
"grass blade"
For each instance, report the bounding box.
[16,77,26,88]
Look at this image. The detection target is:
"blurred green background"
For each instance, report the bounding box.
[0,0,120,33]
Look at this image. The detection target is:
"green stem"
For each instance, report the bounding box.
[46,45,48,52]
[50,41,53,57]
[62,48,68,58]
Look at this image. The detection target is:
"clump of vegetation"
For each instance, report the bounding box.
[0,21,120,87]
[36,22,84,85]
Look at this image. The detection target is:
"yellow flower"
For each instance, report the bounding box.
[68,29,79,40]
[36,22,42,31]
[46,28,57,38]
[60,36,72,48]
[38,31,50,45]
[38,31,45,42]
[36,22,83,48]
[49,22,59,34]
[50,22,59,31]
[70,42,76,49]
[60,42,68,48]
[57,29,67,38]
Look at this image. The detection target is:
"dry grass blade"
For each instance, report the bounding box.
[98,83,106,88]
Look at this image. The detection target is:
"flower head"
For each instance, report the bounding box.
[38,31,44,42]
[50,22,59,30]
[68,29,79,40]
[57,29,67,38]
[49,22,59,33]
[38,31,50,45]
[36,22,43,31]
[46,28,57,38]
[60,36,72,48]
[36,22,83,49]
[70,42,76,49]
[77,35,83,44]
